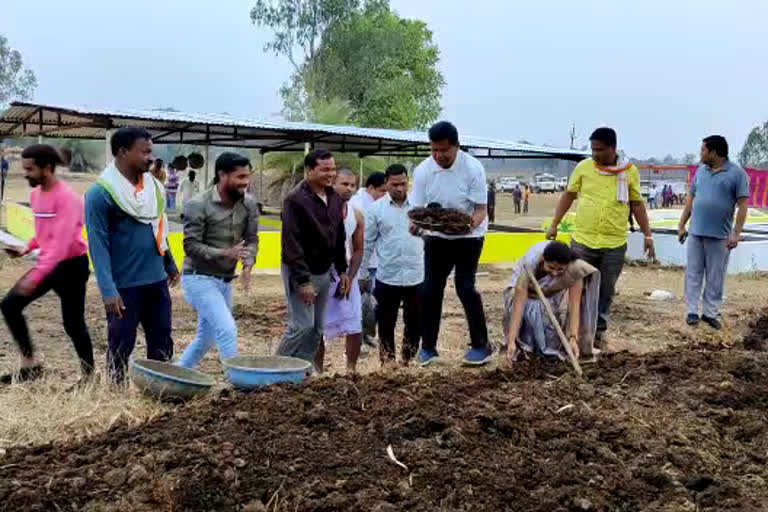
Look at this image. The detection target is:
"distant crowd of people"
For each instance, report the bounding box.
[0,121,749,385]
[647,182,687,209]
[148,154,202,213]
[485,182,531,222]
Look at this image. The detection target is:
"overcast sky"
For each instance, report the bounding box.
[3,0,767,158]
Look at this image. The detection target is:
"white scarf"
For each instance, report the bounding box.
[594,158,633,204]
[97,164,169,254]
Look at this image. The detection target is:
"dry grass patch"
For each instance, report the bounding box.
[0,376,172,451]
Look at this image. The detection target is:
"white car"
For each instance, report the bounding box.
[556,177,568,191]
[496,178,520,192]
[534,178,557,194]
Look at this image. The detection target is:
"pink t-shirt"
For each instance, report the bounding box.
[25,181,88,284]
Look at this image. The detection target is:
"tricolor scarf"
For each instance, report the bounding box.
[96,163,169,255]
[594,158,633,204]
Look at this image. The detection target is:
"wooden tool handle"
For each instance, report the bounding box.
[524,265,583,376]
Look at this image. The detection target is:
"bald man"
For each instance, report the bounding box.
[322,169,365,373]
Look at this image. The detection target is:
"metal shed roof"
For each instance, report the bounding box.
[0,101,588,161]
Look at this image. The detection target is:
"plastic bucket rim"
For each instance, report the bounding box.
[221,355,311,374]
[129,359,215,388]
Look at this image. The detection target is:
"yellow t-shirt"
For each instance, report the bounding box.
[567,158,642,249]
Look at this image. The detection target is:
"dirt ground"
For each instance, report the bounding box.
[1,339,767,511]
[1,171,767,510]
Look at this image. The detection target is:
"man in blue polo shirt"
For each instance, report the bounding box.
[678,135,749,330]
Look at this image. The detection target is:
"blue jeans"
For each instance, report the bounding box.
[177,274,236,367]
[685,235,730,318]
[166,192,177,211]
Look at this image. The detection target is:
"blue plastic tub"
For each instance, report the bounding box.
[222,355,311,390]
[129,359,215,400]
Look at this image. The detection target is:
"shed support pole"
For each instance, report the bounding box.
[104,129,113,167]
[204,144,210,187]
[258,152,264,205]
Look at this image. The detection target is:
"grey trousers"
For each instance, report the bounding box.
[685,235,729,318]
[276,265,331,362]
[571,241,627,335]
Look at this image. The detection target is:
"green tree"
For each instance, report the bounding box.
[251,0,360,72]
[739,122,768,168]
[251,0,442,129]
[311,7,443,129]
[309,96,355,125]
[0,35,37,105]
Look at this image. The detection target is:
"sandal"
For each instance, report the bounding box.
[0,365,44,385]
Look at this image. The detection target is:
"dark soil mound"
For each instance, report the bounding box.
[408,207,472,235]
[743,311,768,351]
[2,345,768,512]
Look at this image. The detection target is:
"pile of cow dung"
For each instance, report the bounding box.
[408,206,473,235]
[1,343,767,511]
[743,310,768,351]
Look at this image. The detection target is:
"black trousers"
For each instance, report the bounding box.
[374,280,422,362]
[1,254,94,375]
[107,280,173,383]
[570,241,627,335]
[421,236,488,351]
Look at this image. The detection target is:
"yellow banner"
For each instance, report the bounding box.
[5,202,569,269]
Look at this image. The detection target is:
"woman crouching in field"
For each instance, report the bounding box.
[502,241,600,363]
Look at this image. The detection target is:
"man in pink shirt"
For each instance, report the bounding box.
[0,145,94,386]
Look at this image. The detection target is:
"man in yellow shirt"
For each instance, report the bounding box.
[547,128,655,347]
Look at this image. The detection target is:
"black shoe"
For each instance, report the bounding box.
[686,314,700,326]
[701,316,722,330]
[0,365,44,385]
[363,335,378,349]
[594,331,606,350]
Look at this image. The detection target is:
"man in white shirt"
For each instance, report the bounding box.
[180,169,201,208]
[360,165,424,367]
[349,171,387,347]
[410,121,492,366]
[349,172,387,277]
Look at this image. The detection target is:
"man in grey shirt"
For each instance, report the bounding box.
[177,152,260,367]
[678,135,749,330]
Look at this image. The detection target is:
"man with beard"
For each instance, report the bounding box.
[0,145,94,386]
[85,128,179,384]
[176,152,259,367]
[322,169,364,373]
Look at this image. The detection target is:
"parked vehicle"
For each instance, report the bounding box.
[532,175,557,193]
[556,177,568,191]
[495,177,520,192]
